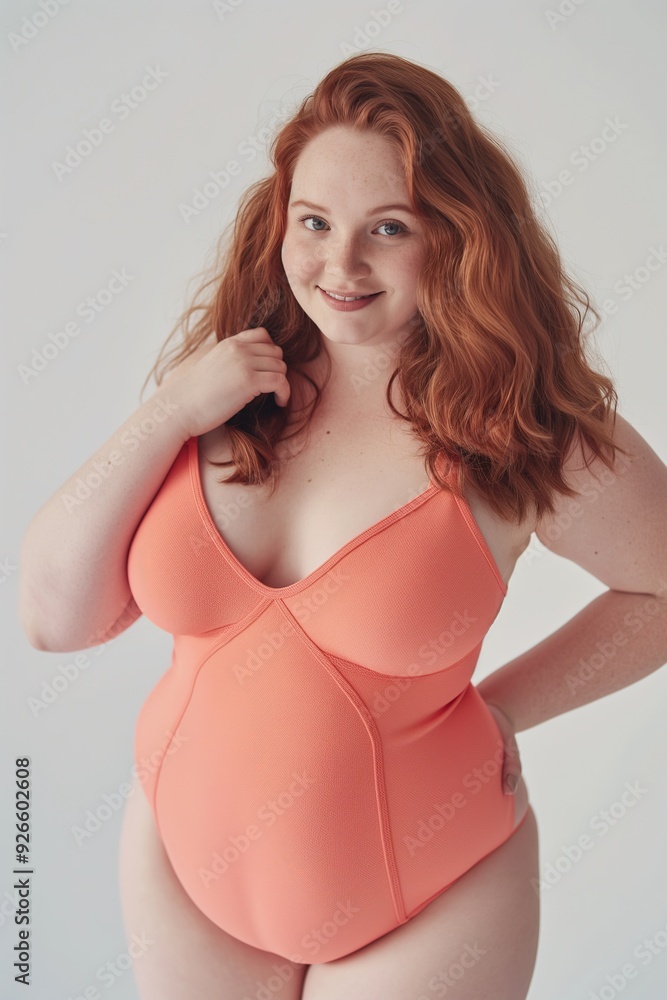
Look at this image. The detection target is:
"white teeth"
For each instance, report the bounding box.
[324,289,371,301]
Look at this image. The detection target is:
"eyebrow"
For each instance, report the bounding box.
[290,199,417,216]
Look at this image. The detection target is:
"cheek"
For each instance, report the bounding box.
[400,246,426,294]
[282,236,319,287]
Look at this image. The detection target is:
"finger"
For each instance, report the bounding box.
[501,732,521,795]
[483,701,522,795]
[504,772,520,795]
[503,730,520,763]
[503,741,522,795]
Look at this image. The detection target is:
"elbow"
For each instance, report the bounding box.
[20,622,93,653]
[18,589,76,653]
[18,589,59,652]
[18,536,59,651]
[20,620,55,652]
[18,589,51,650]
[18,604,60,651]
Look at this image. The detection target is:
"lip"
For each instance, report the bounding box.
[318,286,383,312]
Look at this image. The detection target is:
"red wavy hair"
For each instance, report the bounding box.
[139,51,632,524]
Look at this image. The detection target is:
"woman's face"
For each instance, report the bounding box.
[281,126,426,351]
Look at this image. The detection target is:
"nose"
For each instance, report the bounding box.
[322,232,371,281]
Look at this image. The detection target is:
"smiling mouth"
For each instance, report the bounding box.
[319,288,382,302]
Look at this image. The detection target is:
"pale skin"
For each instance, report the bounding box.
[119,126,667,997]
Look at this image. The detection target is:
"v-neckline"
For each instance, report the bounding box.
[188,434,455,598]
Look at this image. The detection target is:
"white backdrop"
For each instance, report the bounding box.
[2,1,666,997]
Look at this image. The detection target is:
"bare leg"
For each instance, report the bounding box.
[117,774,309,999]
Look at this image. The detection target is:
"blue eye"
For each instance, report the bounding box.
[297,214,408,237]
[377,220,406,237]
[299,215,328,232]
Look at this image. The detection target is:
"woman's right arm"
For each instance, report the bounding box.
[19,327,289,653]
[18,345,212,653]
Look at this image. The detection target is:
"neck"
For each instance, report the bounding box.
[307,335,409,404]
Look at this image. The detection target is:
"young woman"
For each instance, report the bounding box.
[20,52,667,1000]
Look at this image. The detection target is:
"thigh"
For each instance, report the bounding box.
[302,801,540,1000]
[117,774,309,1000]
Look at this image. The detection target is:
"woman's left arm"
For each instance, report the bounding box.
[477,413,667,735]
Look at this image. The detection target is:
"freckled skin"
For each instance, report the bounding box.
[280,125,427,403]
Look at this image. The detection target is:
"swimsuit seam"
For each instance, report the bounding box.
[403,793,524,921]
[152,599,273,826]
[273,599,408,924]
[326,643,480,682]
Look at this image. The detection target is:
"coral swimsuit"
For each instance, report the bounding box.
[127,436,515,965]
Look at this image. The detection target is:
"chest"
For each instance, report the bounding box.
[196,413,531,592]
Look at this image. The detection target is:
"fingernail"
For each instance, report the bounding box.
[505,774,518,794]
